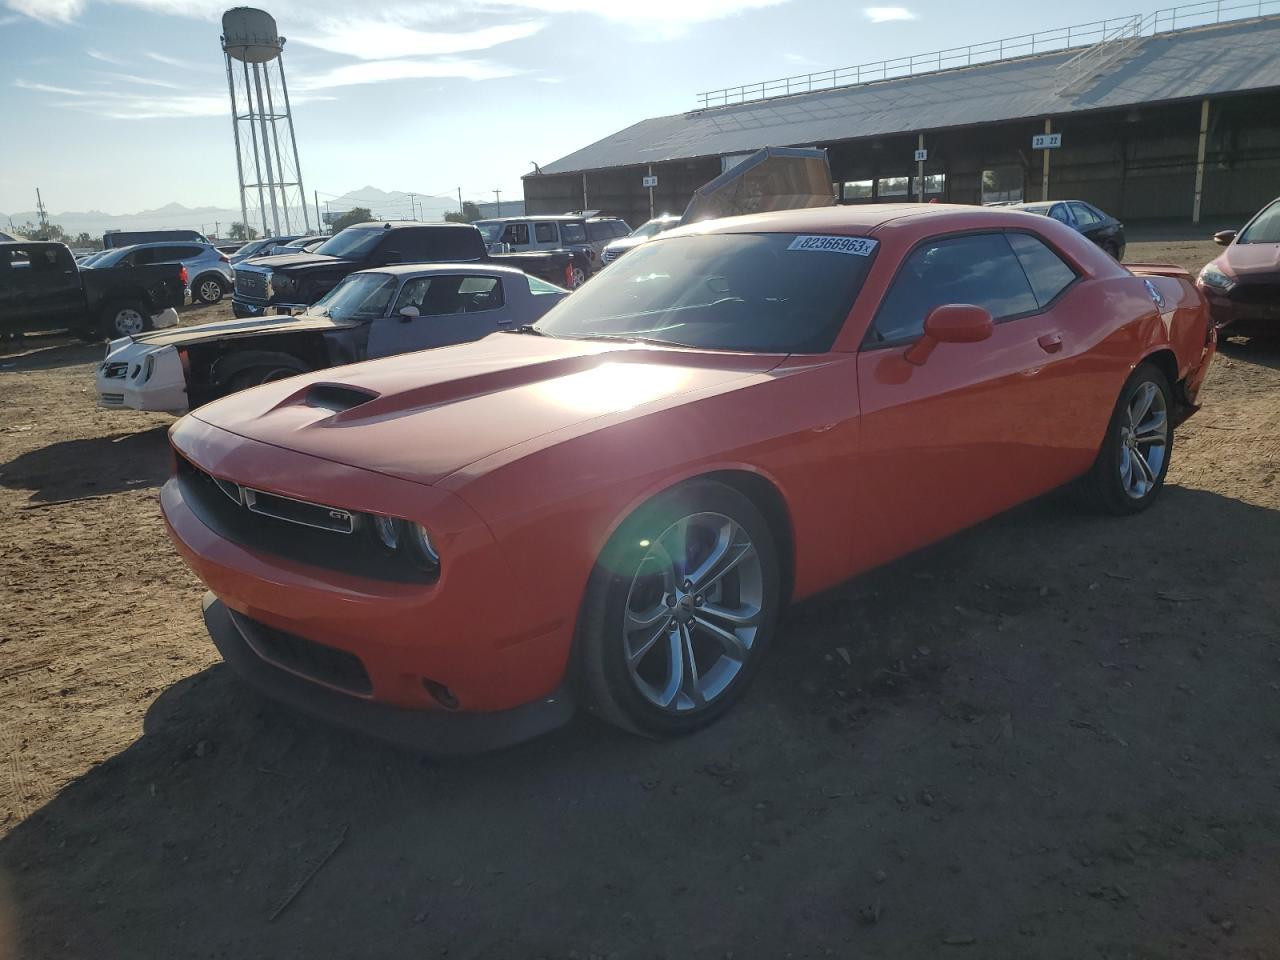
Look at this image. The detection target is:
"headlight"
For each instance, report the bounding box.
[369,514,440,574]
[1199,264,1235,291]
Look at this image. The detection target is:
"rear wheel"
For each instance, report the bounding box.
[194,275,226,304]
[578,480,781,737]
[100,301,150,339]
[1079,362,1172,514]
[569,265,587,289]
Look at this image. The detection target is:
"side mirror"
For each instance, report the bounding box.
[398,305,419,321]
[1213,230,1237,246]
[904,304,994,366]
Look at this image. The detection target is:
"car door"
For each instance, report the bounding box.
[12,245,82,330]
[366,273,512,358]
[852,229,1094,569]
[532,221,559,250]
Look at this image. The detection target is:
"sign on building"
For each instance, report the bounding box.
[914,149,928,162]
[1032,133,1063,149]
[642,175,658,188]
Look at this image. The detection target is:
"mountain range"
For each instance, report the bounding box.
[1,186,472,240]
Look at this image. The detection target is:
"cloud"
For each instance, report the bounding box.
[146,50,208,69]
[6,0,84,23]
[294,18,544,60]
[492,0,787,24]
[14,78,86,95]
[863,6,916,22]
[294,57,521,91]
[85,47,124,63]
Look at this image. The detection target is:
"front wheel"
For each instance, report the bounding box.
[1078,362,1173,514]
[578,480,781,738]
[568,265,587,289]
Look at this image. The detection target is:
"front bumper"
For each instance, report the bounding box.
[232,298,268,318]
[203,594,575,755]
[161,416,579,742]
[1200,285,1280,334]
[95,343,188,413]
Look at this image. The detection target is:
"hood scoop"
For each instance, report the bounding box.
[304,383,379,413]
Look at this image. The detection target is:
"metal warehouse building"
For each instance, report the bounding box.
[524,3,1280,228]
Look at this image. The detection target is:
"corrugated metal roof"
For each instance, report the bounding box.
[537,16,1280,176]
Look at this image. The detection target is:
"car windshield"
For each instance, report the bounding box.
[1019,205,1051,216]
[1239,200,1280,244]
[630,219,675,239]
[475,222,504,244]
[232,240,267,258]
[534,232,876,353]
[313,228,383,260]
[79,251,107,267]
[310,273,398,321]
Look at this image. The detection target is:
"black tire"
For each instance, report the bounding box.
[1078,362,1173,515]
[569,265,587,289]
[1102,241,1122,260]
[99,301,151,339]
[226,363,304,393]
[193,274,226,304]
[578,479,781,738]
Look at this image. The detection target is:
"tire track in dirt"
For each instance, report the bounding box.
[2,725,34,822]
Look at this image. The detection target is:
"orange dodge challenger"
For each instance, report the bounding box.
[161,205,1216,752]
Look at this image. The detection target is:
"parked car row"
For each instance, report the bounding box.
[152,203,1216,754]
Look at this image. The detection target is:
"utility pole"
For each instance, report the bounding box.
[407,192,417,221]
[35,188,49,237]
[314,190,321,233]
[493,189,502,217]
[215,220,220,238]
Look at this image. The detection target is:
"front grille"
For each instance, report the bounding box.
[234,269,268,302]
[175,456,435,584]
[602,248,622,263]
[1230,280,1280,305]
[100,393,124,404]
[101,362,128,379]
[233,610,372,696]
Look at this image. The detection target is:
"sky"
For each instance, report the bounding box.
[1,0,1141,219]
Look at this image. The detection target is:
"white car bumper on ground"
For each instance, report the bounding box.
[152,307,181,329]
[95,339,188,414]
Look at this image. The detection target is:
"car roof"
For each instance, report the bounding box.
[106,240,214,253]
[345,221,477,231]
[474,215,624,223]
[666,203,1057,240]
[350,262,531,279]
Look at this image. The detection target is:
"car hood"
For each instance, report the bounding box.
[605,236,649,254]
[1220,242,1280,278]
[239,252,350,273]
[117,312,357,351]
[190,333,783,486]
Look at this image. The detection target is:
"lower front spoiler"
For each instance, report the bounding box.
[202,593,576,756]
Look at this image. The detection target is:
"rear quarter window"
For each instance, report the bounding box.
[1006,232,1078,307]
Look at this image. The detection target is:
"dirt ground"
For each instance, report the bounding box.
[2,239,1279,960]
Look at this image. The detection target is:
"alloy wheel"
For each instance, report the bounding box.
[621,512,764,713]
[1119,380,1168,499]
[199,279,223,303]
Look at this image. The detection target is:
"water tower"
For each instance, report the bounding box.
[221,7,311,238]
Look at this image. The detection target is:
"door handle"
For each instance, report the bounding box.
[1037,332,1064,353]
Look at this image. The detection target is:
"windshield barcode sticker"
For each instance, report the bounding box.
[787,235,878,256]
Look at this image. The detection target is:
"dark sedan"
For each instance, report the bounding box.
[1012,201,1126,260]
[1196,197,1280,336]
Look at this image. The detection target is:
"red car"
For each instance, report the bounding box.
[161,205,1216,752]
[1197,197,1280,335]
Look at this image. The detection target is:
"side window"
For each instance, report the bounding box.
[534,222,557,244]
[457,276,505,312]
[1047,204,1073,225]
[1006,233,1078,307]
[1069,202,1101,226]
[871,233,1039,344]
[526,275,563,295]
[560,222,587,244]
[26,248,61,270]
[613,222,631,238]
[586,222,610,242]
[393,277,431,313]
[501,223,530,246]
[179,245,206,259]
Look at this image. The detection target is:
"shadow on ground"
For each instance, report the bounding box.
[2,486,1280,959]
[0,338,103,373]
[0,426,170,502]
[1218,335,1280,371]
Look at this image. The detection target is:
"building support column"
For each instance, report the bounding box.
[917,133,925,202]
[1193,98,1211,224]
[582,172,588,212]
[648,164,655,220]
[1041,118,1052,202]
